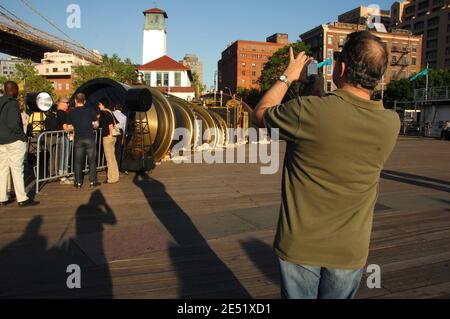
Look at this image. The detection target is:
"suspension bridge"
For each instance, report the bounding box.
[0,2,101,64]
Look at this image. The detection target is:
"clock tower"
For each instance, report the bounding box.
[142,8,168,65]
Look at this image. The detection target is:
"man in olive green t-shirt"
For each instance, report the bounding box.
[252,31,400,299]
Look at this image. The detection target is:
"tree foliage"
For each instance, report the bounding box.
[191,71,203,99]
[259,41,311,94]
[73,54,137,90]
[384,69,450,107]
[0,60,56,100]
[237,87,262,110]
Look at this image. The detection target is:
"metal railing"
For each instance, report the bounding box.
[414,87,450,102]
[35,130,107,193]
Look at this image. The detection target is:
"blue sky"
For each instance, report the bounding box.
[1,0,396,87]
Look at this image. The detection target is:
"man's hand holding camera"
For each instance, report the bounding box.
[252,47,323,128]
[283,47,312,85]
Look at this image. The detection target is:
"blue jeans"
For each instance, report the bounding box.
[57,136,70,176]
[278,258,363,299]
[74,137,97,185]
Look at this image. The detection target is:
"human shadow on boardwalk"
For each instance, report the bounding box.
[381,170,450,193]
[240,238,279,287]
[134,172,250,298]
[0,190,116,298]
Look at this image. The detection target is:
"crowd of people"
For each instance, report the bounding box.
[0,80,128,208]
[46,93,128,188]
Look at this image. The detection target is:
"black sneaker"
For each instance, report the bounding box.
[18,199,40,208]
[89,182,101,188]
[74,183,83,189]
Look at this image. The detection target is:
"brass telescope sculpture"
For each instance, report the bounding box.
[70,78,243,171]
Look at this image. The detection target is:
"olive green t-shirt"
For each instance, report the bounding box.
[264,89,400,269]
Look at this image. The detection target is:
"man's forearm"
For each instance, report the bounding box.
[252,81,289,128]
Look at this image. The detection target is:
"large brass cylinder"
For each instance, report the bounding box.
[72,78,231,164]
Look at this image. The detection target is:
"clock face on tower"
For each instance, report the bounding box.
[144,13,166,31]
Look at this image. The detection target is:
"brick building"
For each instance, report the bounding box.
[300,22,423,92]
[218,33,289,93]
[180,54,203,87]
[35,51,91,98]
[391,0,450,70]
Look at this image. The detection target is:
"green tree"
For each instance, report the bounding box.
[237,87,262,109]
[73,54,137,90]
[384,69,450,108]
[191,71,202,100]
[0,75,9,93]
[259,41,311,95]
[13,60,55,100]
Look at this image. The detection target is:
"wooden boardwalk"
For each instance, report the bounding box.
[0,137,449,299]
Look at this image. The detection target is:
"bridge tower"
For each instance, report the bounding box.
[142,8,168,65]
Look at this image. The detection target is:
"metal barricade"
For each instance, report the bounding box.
[35,129,107,192]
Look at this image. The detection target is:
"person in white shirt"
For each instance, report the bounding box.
[113,104,127,168]
[113,104,127,131]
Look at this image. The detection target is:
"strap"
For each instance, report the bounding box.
[105,109,117,125]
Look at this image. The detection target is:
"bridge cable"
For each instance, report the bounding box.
[19,0,93,55]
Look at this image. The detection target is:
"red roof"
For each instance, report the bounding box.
[143,8,168,18]
[138,55,189,71]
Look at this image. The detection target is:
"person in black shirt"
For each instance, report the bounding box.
[98,98,119,184]
[65,93,101,188]
[0,81,39,207]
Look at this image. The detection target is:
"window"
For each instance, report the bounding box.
[427,39,438,49]
[401,56,408,65]
[156,72,162,86]
[401,70,407,79]
[426,50,438,59]
[144,73,151,85]
[428,16,439,27]
[242,63,246,67]
[63,68,69,73]
[392,55,398,63]
[252,80,256,85]
[326,81,332,92]
[392,69,398,79]
[242,70,246,76]
[392,42,398,51]
[412,44,417,52]
[53,68,58,72]
[251,63,256,68]
[46,68,49,73]
[339,37,345,47]
[428,28,439,38]
[65,83,70,90]
[328,36,333,45]
[174,72,181,86]
[402,43,409,52]
[412,57,417,65]
[327,49,333,76]
[163,73,169,86]
[58,83,62,91]
[252,71,256,77]
[414,22,425,31]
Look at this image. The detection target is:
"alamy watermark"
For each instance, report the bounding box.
[66,4,81,29]
[171,124,280,175]
[66,264,81,289]
[366,264,382,289]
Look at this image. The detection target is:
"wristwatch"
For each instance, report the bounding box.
[279,74,291,87]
